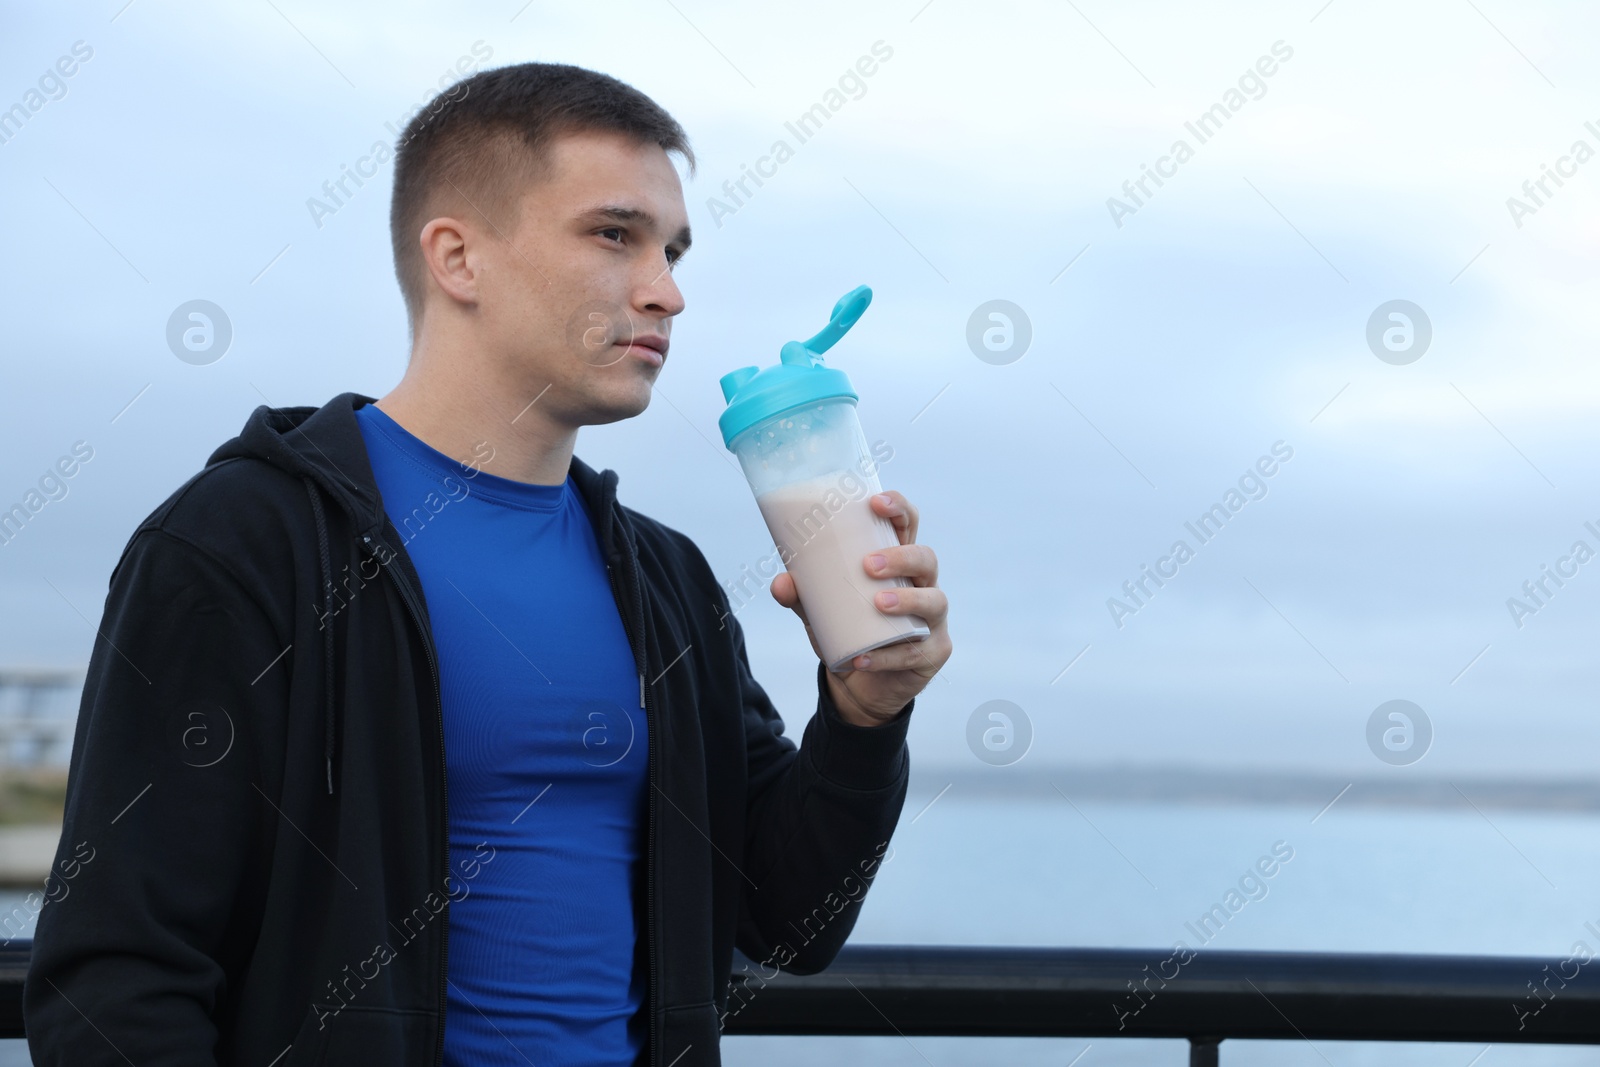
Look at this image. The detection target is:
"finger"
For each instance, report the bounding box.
[872,585,947,624]
[872,491,918,545]
[850,632,946,674]
[872,491,915,545]
[865,543,938,587]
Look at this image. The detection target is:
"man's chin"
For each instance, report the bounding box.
[582,384,652,426]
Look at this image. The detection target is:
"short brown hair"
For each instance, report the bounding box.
[388,61,695,334]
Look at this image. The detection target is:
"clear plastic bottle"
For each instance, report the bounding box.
[719,287,930,672]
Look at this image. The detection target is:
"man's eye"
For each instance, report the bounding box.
[599,227,624,243]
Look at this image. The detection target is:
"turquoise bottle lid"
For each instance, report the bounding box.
[718,285,872,450]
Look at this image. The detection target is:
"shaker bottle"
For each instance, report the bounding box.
[718,285,930,673]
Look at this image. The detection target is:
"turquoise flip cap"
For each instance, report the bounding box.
[718,285,871,450]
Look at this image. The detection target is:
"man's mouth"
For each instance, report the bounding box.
[616,334,668,366]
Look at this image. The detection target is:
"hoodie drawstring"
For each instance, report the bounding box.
[302,477,337,796]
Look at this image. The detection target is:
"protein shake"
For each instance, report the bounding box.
[756,473,929,671]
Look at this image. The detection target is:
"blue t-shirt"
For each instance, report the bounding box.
[355,401,649,1066]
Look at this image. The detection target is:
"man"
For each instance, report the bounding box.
[24,60,952,1066]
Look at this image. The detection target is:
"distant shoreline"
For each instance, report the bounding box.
[906,764,1600,813]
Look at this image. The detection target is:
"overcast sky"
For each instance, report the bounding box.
[4,0,1598,778]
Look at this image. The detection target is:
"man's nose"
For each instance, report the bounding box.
[638,261,686,318]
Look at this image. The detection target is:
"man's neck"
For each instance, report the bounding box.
[373,349,577,487]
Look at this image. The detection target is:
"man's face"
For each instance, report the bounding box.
[474,129,690,428]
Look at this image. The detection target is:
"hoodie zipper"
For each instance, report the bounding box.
[363,532,450,1067]
[606,541,658,1067]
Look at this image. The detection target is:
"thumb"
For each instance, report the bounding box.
[770,570,797,609]
[772,572,811,626]
[772,571,825,663]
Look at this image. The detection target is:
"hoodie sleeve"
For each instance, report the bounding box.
[25,527,285,1066]
[727,596,913,976]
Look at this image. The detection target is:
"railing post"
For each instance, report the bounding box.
[1189,1036,1221,1067]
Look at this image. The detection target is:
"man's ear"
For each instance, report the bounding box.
[418,216,479,310]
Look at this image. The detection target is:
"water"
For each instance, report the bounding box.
[7,793,1599,1064]
[845,792,1593,957]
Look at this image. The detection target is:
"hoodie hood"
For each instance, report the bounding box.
[207,391,625,549]
[205,391,626,795]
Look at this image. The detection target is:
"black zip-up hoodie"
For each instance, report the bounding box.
[24,392,913,1066]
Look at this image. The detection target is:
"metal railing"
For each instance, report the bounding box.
[0,941,26,1040]
[717,944,1599,1064]
[4,941,1597,1062]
